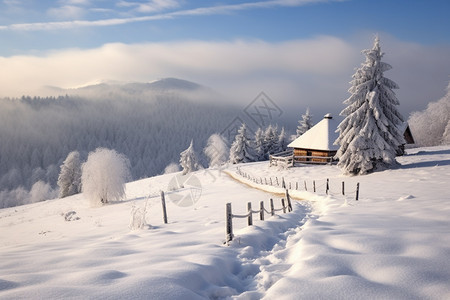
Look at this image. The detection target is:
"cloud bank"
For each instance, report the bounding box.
[0,35,448,119]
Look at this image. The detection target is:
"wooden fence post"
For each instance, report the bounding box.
[304,180,307,191]
[313,180,316,193]
[342,181,345,195]
[260,201,264,221]
[276,177,279,186]
[296,182,298,190]
[286,189,292,212]
[270,198,275,216]
[226,203,233,242]
[247,202,253,226]
[265,178,267,185]
[356,183,360,201]
[270,178,273,186]
[161,191,168,224]
[281,198,286,213]
[282,177,286,189]
[289,182,292,190]
[326,178,329,195]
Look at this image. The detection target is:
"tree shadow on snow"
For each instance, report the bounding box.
[400,159,450,170]
[406,149,450,156]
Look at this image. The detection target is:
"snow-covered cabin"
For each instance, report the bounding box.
[288,113,339,164]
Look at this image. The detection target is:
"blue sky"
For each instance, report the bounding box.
[0,0,449,118]
[1,0,449,54]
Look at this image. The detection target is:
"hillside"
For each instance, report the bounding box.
[0,146,449,299]
[0,79,242,198]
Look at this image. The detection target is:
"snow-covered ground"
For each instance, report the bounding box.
[1,146,449,299]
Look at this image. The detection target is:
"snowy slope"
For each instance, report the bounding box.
[1,146,450,299]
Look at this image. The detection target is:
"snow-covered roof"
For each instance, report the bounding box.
[288,114,340,151]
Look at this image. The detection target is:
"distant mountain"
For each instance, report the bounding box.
[147,78,205,91]
[48,78,215,102]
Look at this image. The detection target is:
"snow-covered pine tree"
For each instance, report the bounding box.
[204,134,229,167]
[180,140,200,175]
[277,127,288,153]
[296,108,313,137]
[253,127,266,161]
[335,36,405,175]
[229,123,255,164]
[264,125,279,157]
[57,151,82,198]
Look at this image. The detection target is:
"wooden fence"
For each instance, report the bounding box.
[269,150,295,167]
[235,167,360,201]
[225,189,293,243]
[269,150,335,167]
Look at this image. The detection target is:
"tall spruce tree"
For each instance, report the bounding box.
[229,124,255,164]
[57,151,82,198]
[296,108,313,137]
[335,36,405,175]
[277,127,288,153]
[253,127,266,161]
[180,140,200,175]
[264,125,279,157]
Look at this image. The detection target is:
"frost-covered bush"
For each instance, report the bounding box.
[29,181,56,203]
[129,200,150,230]
[0,187,29,208]
[0,181,56,208]
[57,151,82,198]
[164,162,180,174]
[408,82,450,146]
[81,148,131,206]
[204,134,229,167]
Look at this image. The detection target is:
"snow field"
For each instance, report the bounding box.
[233,147,450,299]
[1,146,450,299]
[0,167,310,299]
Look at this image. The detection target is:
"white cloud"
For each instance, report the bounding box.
[0,35,447,119]
[47,5,86,20]
[0,0,338,31]
[117,0,180,13]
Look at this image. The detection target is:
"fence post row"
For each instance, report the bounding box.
[161,191,168,224]
[235,168,360,202]
[225,195,293,244]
